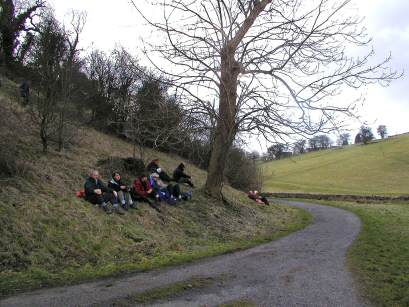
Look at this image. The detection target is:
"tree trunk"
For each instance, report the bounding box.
[205,47,239,199]
[40,124,48,153]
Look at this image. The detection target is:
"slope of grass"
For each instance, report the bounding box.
[0,78,311,296]
[303,200,409,307]
[262,137,409,195]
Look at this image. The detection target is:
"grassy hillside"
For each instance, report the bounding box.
[262,136,409,195]
[0,77,310,296]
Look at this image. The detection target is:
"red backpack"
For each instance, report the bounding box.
[76,189,86,198]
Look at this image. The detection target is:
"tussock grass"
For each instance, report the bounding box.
[0,78,310,296]
[261,137,409,195]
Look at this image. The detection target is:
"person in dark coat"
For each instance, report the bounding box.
[84,170,124,214]
[146,158,160,173]
[146,158,172,181]
[132,175,161,212]
[173,163,194,187]
[108,172,136,210]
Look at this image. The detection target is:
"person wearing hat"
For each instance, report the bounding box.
[173,163,195,187]
[146,158,172,181]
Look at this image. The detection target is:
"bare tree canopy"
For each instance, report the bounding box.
[131,0,399,198]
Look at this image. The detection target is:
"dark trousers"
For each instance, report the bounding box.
[167,184,181,197]
[87,192,117,206]
[177,177,194,187]
[131,193,161,212]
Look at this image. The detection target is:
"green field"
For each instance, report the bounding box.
[262,136,409,195]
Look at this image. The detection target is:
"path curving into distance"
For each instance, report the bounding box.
[1,201,367,307]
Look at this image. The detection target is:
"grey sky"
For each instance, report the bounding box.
[51,0,408,147]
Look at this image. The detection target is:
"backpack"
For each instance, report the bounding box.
[76,189,86,198]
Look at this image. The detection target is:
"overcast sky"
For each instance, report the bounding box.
[51,0,409,149]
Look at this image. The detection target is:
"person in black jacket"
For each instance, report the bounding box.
[84,170,124,215]
[173,163,194,187]
[146,158,172,181]
[146,158,160,173]
[108,172,136,210]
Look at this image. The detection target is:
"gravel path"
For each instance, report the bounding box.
[1,200,366,307]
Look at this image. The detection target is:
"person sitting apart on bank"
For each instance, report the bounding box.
[132,175,161,212]
[248,190,269,206]
[173,163,195,188]
[84,170,124,215]
[108,172,136,210]
[146,158,172,181]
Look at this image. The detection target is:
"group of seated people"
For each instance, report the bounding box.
[83,159,195,215]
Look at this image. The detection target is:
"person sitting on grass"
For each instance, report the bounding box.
[149,172,180,205]
[108,172,136,210]
[247,190,269,206]
[132,175,161,212]
[173,163,195,188]
[146,158,172,181]
[84,170,124,215]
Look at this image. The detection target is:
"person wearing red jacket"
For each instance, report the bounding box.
[132,175,161,212]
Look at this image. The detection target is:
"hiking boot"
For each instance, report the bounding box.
[113,206,125,215]
[103,206,113,214]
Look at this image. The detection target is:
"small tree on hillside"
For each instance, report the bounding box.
[267,143,286,160]
[57,10,86,152]
[377,125,387,139]
[359,126,374,144]
[293,139,307,155]
[337,133,350,146]
[28,13,67,153]
[309,134,332,151]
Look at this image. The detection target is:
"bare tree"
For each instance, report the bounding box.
[86,49,116,124]
[337,132,350,146]
[309,134,332,150]
[293,139,307,155]
[267,143,286,160]
[377,125,387,139]
[131,0,399,198]
[57,10,86,151]
[359,125,374,144]
[28,12,66,153]
[0,0,45,67]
